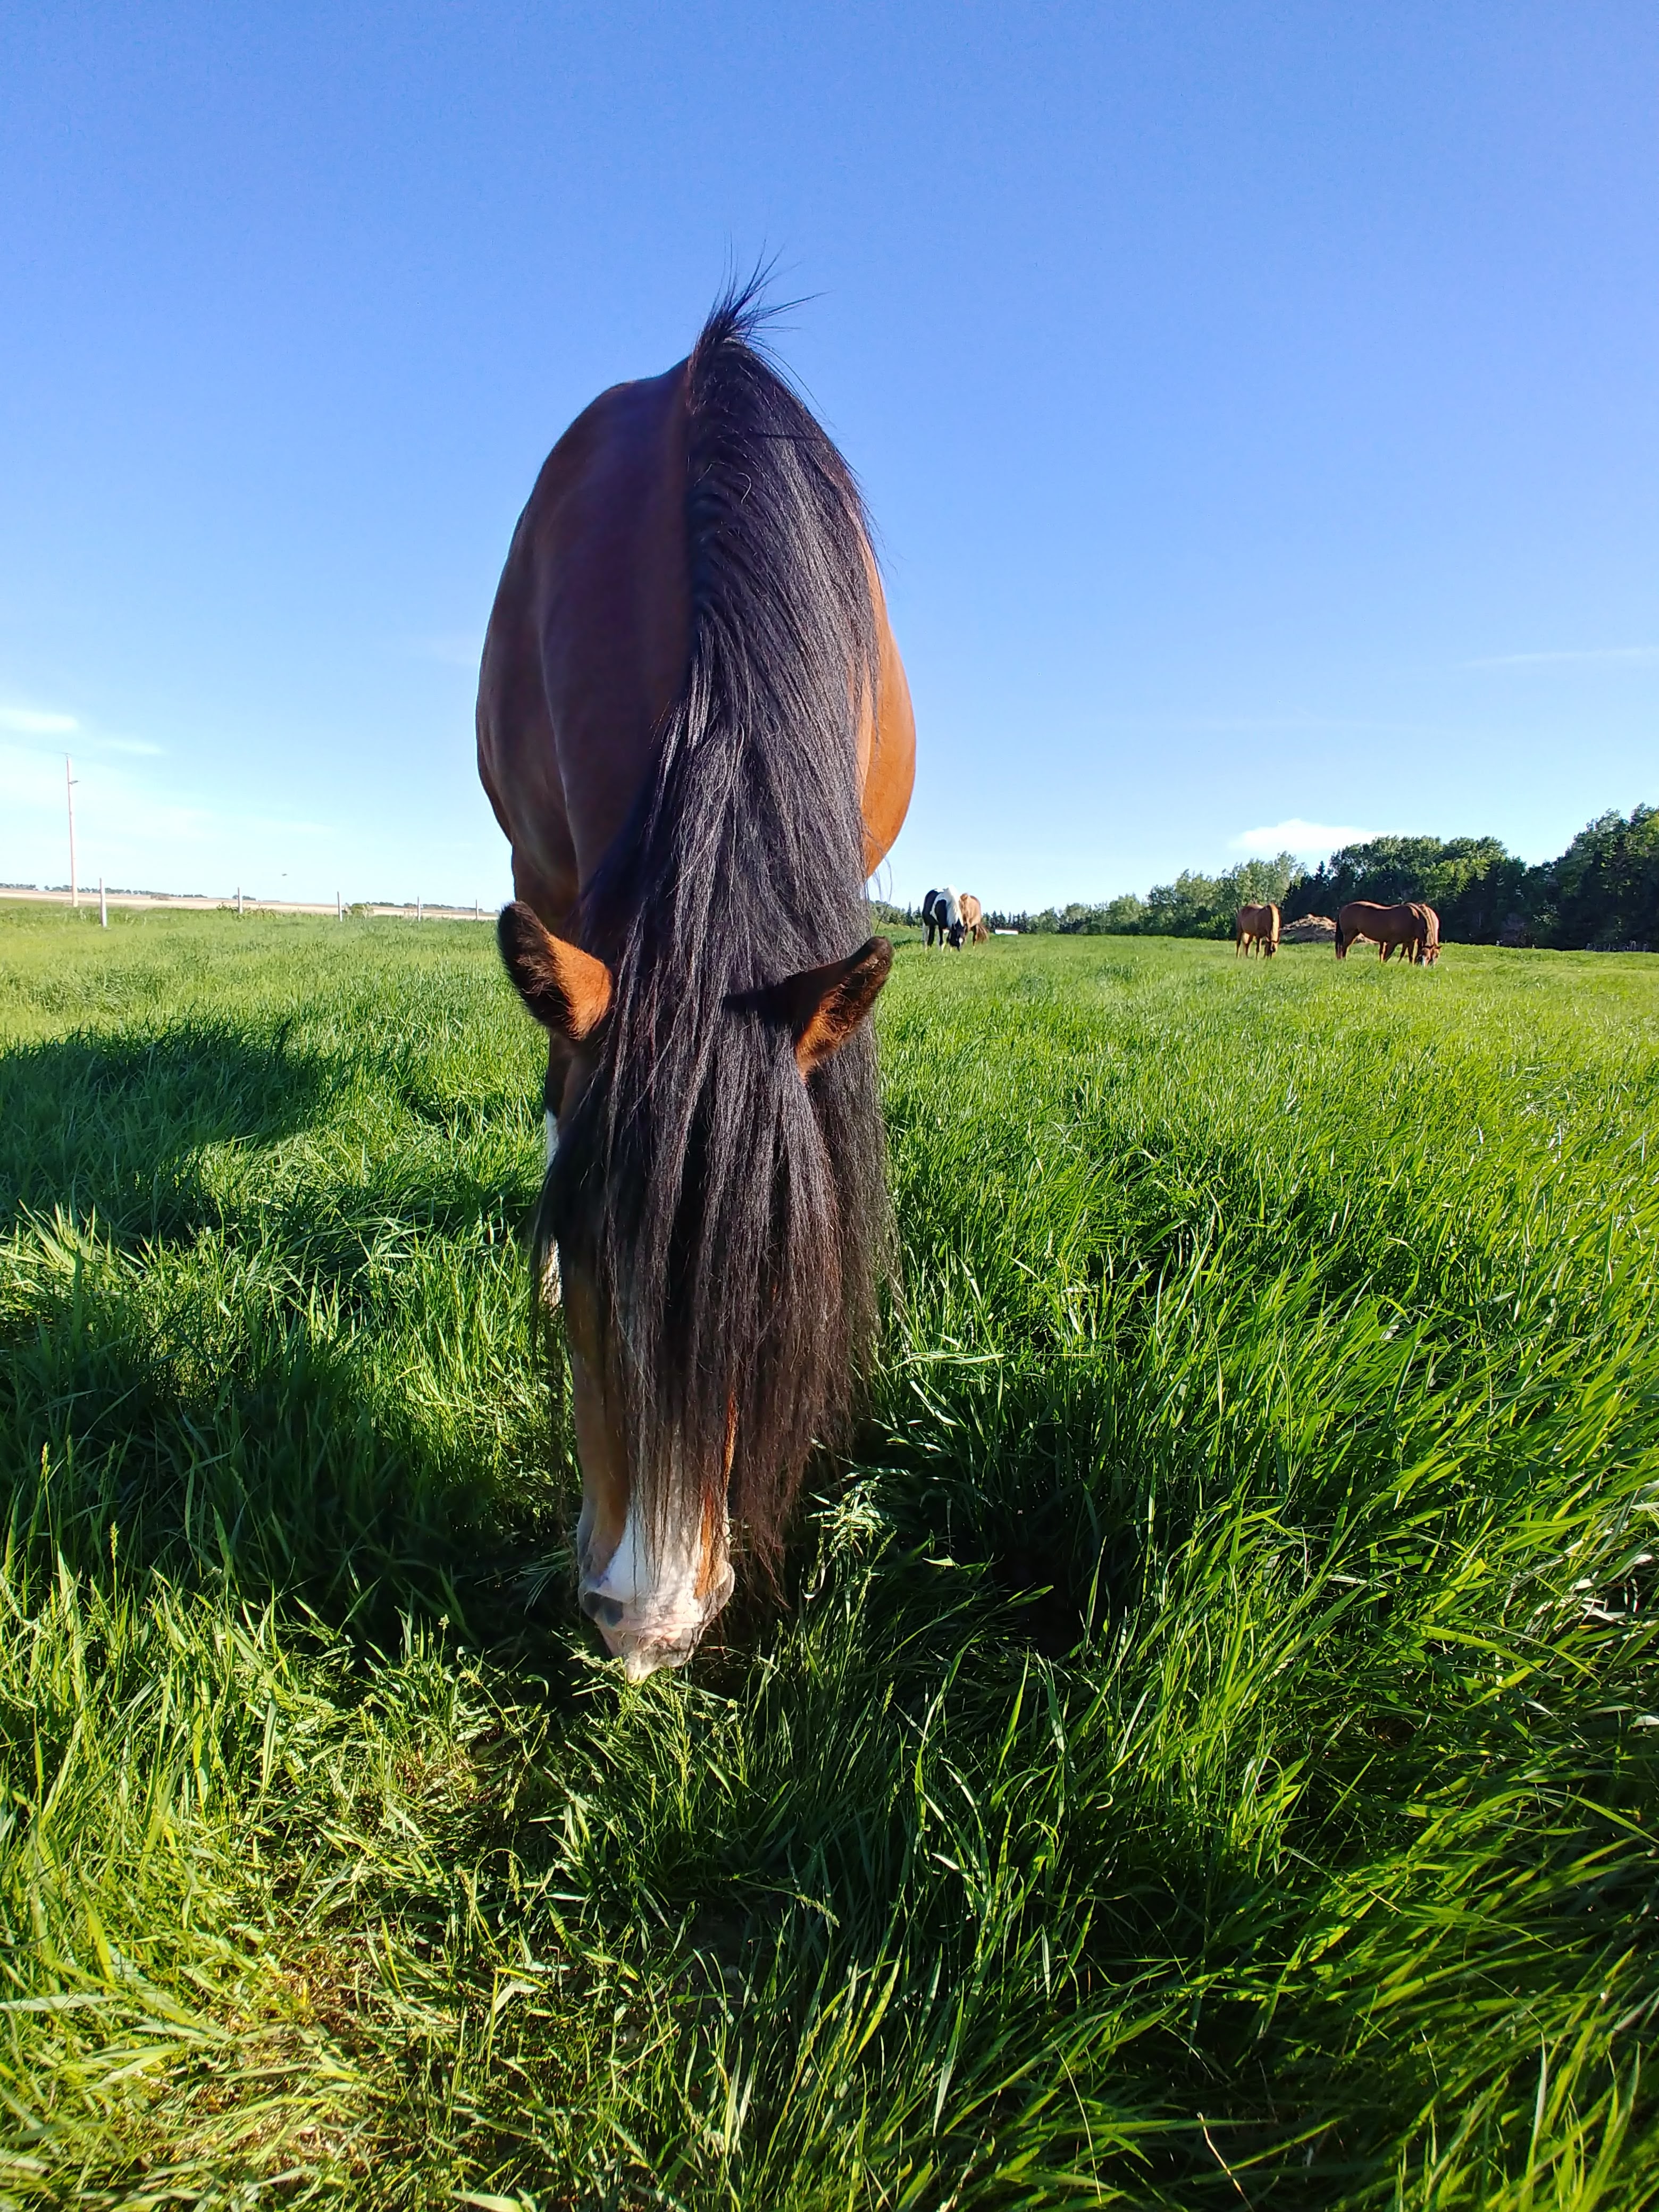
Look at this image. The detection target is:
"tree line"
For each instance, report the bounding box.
[912,806,1657,950]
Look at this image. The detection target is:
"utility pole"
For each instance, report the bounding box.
[65,755,78,907]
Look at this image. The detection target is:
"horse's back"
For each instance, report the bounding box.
[478,366,693,929]
[1338,900,1423,946]
[478,352,914,935]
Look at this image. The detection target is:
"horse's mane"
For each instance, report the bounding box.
[544,278,889,1572]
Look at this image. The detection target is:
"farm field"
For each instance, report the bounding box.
[2,901,1657,2208]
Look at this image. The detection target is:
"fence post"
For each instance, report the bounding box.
[337,890,343,921]
[99,877,107,929]
[416,896,422,923]
[237,886,243,917]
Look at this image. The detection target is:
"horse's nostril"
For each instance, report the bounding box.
[581,1590,626,1629]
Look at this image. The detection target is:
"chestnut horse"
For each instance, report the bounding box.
[959,893,989,944]
[1235,902,1280,958]
[477,288,915,1677]
[1336,900,1433,962]
[1394,902,1440,965]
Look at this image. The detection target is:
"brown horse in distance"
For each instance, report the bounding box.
[477,286,915,1678]
[1235,902,1280,957]
[1336,901,1434,962]
[1379,902,1440,963]
[958,893,989,944]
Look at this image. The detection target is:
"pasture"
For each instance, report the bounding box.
[2,902,1656,2208]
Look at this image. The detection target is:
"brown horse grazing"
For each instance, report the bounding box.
[1235,902,1280,957]
[477,286,915,1678]
[958,893,989,944]
[1336,901,1432,962]
[1379,903,1440,963]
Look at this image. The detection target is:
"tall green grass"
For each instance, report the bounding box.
[1,900,1655,2207]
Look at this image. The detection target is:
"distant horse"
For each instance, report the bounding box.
[958,893,989,944]
[477,284,915,1678]
[1336,901,1432,962]
[1380,903,1440,964]
[923,886,963,948]
[1235,902,1280,958]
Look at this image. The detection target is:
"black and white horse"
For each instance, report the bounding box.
[923,886,965,949]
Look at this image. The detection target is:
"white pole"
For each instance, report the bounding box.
[66,755,78,907]
[337,889,343,921]
[416,895,422,923]
[99,876,107,929]
[237,885,243,917]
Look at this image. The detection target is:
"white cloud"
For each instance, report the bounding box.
[0,743,213,838]
[0,702,163,753]
[0,743,70,809]
[1467,647,1659,669]
[1230,818,1376,858]
[0,705,78,735]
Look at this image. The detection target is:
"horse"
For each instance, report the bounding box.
[958,892,989,944]
[1336,901,1432,962]
[922,886,963,948]
[1380,902,1439,963]
[1235,901,1280,958]
[1373,902,1440,964]
[477,284,915,1678]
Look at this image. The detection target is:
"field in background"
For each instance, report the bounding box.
[0,886,493,921]
[2,901,1656,2207]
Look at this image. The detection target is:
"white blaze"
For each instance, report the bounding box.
[579,1499,733,1682]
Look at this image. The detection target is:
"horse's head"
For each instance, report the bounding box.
[498,902,891,1678]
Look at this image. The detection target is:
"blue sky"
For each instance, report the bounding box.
[2,2,1655,910]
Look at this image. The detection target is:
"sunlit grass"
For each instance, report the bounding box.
[2,900,1656,2206]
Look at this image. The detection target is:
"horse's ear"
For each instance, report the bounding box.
[744,936,893,1076]
[497,902,613,1041]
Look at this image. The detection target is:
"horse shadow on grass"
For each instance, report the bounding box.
[827,1358,1158,1664]
[1,1019,582,1665]
[2,1246,580,1663]
[0,1019,339,1246]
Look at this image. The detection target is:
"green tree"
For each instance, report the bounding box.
[1284,836,1522,941]
[1524,806,1659,949]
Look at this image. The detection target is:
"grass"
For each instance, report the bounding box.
[1,896,1656,2208]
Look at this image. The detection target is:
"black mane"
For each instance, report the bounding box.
[544,280,891,1569]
